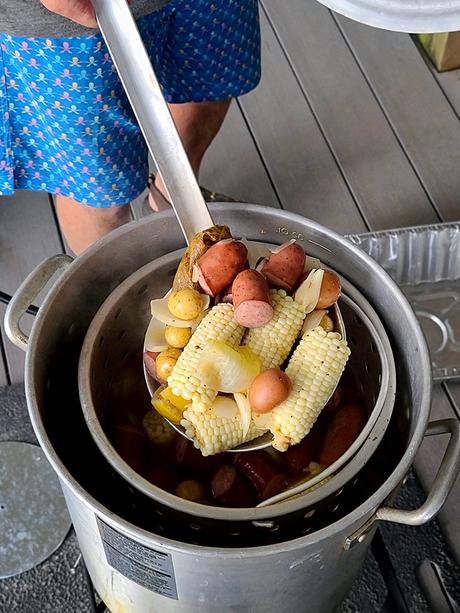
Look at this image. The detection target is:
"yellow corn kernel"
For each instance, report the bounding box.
[243,289,305,370]
[181,403,261,456]
[269,327,350,451]
[168,303,244,411]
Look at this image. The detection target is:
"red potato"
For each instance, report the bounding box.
[233,451,287,500]
[261,242,306,292]
[196,240,248,297]
[283,418,324,474]
[112,423,148,474]
[143,351,160,381]
[319,404,367,467]
[211,465,257,507]
[316,271,341,309]
[232,269,274,328]
[175,479,206,502]
[248,368,291,414]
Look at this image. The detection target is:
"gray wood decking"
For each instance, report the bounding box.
[1,0,460,564]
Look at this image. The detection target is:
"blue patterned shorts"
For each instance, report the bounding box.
[0,0,260,206]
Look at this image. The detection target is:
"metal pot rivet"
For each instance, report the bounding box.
[0,441,71,578]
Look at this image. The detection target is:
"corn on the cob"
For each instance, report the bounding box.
[269,327,350,451]
[168,303,244,411]
[243,289,305,370]
[181,405,261,456]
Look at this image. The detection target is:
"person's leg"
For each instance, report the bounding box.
[55,196,132,256]
[152,99,231,205]
[149,0,261,206]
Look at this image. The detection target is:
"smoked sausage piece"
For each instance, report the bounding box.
[220,283,234,304]
[173,225,232,292]
[211,465,257,507]
[233,451,286,500]
[174,437,221,474]
[232,269,273,328]
[319,404,366,466]
[283,418,324,474]
[196,239,248,297]
[261,243,306,292]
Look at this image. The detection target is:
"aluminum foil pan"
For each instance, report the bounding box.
[348,222,460,381]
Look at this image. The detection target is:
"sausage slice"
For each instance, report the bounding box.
[261,243,306,292]
[232,269,273,328]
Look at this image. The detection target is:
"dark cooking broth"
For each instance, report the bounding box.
[107,363,367,508]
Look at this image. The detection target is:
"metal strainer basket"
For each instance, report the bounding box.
[79,246,396,530]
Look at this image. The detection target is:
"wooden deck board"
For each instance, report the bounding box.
[131,102,281,221]
[336,16,460,222]
[261,0,438,231]
[200,102,281,207]
[0,192,63,383]
[426,63,460,119]
[239,10,366,235]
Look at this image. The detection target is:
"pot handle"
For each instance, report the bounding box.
[344,418,460,550]
[4,254,73,352]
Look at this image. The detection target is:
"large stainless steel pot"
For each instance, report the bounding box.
[5,205,460,613]
[77,255,397,525]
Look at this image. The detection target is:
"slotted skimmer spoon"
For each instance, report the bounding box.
[94,0,345,453]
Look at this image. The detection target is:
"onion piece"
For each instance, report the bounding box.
[211,396,239,420]
[304,256,322,274]
[234,393,251,437]
[240,237,272,269]
[197,342,261,394]
[192,264,200,283]
[294,269,324,313]
[252,412,272,431]
[255,257,267,272]
[301,309,327,336]
[145,317,169,352]
[150,294,209,328]
[270,239,296,255]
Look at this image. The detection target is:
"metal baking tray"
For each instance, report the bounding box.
[347,222,460,382]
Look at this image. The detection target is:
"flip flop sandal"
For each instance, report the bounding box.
[142,174,239,216]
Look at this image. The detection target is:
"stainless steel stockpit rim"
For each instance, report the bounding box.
[78,248,395,519]
[24,204,432,553]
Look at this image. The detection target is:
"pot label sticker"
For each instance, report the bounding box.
[97,518,178,599]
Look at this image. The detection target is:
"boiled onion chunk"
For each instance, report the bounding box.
[211,396,239,420]
[294,269,324,313]
[197,341,261,393]
[240,237,272,269]
[301,309,328,336]
[145,317,169,352]
[234,392,252,436]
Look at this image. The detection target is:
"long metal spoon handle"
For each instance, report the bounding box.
[92,0,213,244]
